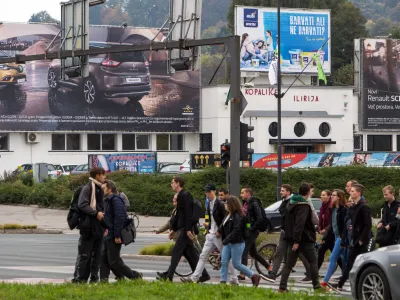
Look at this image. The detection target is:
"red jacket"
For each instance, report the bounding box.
[319,198,332,232]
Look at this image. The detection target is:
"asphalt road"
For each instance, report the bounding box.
[0,234,352,297]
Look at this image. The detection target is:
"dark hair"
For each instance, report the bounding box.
[266,30,272,36]
[352,184,364,196]
[309,183,315,189]
[90,167,105,179]
[241,33,249,48]
[104,179,117,193]
[226,196,244,216]
[242,187,253,196]
[281,184,293,194]
[332,189,346,207]
[172,176,185,188]
[298,183,311,197]
[219,188,229,195]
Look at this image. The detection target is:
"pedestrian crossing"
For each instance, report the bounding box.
[0,265,352,297]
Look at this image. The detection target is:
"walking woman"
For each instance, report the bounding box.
[321,189,348,287]
[218,196,262,287]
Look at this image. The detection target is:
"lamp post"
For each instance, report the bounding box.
[276,0,283,201]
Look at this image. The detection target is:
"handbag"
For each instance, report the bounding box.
[120,221,136,246]
[375,227,394,247]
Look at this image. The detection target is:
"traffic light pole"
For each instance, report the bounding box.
[276,0,283,202]
[229,36,241,197]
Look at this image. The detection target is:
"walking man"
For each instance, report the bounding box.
[157,177,209,282]
[377,185,400,247]
[278,183,322,293]
[72,167,107,283]
[181,184,237,284]
[100,180,142,282]
[218,188,229,203]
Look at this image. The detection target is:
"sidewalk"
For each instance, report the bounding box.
[0,205,169,233]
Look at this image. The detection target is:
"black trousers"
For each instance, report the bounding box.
[166,229,208,279]
[279,242,321,291]
[100,238,141,281]
[338,243,368,288]
[271,231,311,277]
[318,237,343,271]
[241,231,271,269]
[73,233,103,283]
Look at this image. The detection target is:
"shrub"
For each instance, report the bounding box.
[139,242,174,256]
[0,224,38,230]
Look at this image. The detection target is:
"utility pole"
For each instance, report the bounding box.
[276,0,283,201]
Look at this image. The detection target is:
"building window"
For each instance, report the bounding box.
[367,135,392,151]
[354,134,363,151]
[122,134,150,150]
[319,122,330,137]
[0,133,9,150]
[87,134,116,151]
[199,133,212,152]
[156,134,184,151]
[294,122,306,137]
[268,122,278,137]
[51,134,80,151]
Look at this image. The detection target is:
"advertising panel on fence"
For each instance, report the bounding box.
[89,153,156,173]
[252,152,400,169]
[361,38,400,130]
[0,22,199,132]
[235,6,331,74]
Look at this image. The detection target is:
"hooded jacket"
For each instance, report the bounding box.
[351,198,373,246]
[279,194,293,231]
[283,194,316,244]
[246,197,263,232]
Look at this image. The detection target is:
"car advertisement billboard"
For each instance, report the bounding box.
[361,38,400,130]
[252,152,399,169]
[0,23,199,132]
[89,153,156,173]
[235,6,331,74]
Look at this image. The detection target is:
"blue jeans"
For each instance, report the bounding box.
[323,237,347,283]
[221,242,254,282]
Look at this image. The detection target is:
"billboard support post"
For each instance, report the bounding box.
[276,0,283,202]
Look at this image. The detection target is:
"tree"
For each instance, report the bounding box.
[390,26,400,39]
[332,63,354,86]
[28,11,58,23]
[101,2,131,26]
[370,17,394,36]
[125,0,168,28]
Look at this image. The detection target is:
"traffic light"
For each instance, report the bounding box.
[220,142,231,169]
[240,122,254,161]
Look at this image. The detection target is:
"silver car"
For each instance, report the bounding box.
[350,245,400,300]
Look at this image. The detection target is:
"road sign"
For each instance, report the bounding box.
[191,153,221,169]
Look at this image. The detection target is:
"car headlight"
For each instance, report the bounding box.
[353,254,364,268]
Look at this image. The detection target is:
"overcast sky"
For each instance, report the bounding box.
[0,0,61,23]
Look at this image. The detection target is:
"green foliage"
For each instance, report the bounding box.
[28,11,58,23]
[0,224,37,230]
[139,242,174,256]
[0,280,335,300]
[19,172,34,187]
[332,63,354,86]
[390,26,400,38]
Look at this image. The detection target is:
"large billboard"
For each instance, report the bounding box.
[89,153,156,173]
[235,6,331,74]
[0,23,199,132]
[361,38,400,130]
[252,152,400,169]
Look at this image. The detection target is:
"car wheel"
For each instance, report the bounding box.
[83,77,100,105]
[357,265,391,300]
[47,68,59,89]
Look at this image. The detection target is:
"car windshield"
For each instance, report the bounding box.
[265,200,282,212]
[47,164,56,171]
[63,165,77,172]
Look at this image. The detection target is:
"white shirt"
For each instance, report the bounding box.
[209,199,218,234]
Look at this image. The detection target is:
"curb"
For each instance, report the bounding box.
[0,229,63,234]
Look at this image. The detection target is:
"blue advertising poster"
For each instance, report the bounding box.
[89,153,156,174]
[236,7,331,74]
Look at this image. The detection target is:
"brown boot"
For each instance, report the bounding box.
[251,274,261,287]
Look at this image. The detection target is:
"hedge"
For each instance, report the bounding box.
[0,166,395,217]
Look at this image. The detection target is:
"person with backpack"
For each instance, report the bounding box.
[72,167,108,284]
[238,187,271,281]
[181,184,238,284]
[99,180,142,282]
[157,176,210,282]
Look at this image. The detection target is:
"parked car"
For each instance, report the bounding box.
[0,50,26,86]
[54,164,78,176]
[15,163,58,178]
[264,198,322,232]
[350,245,400,300]
[158,162,181,171]
[179,158,201,173]
[70,164,89,175]
[47,42,151,110]
[159,163,181,174]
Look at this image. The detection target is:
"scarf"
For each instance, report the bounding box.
[89,177,103,210]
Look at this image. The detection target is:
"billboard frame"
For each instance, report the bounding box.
[234,5,332,75]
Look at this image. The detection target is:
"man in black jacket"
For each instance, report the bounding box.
[72,167,107,284]
[239,187,271,280]
[158,177,209,282]
[278,183,322,293]
[181,184,237,284]
[100,180,142,282]
[334,184,372,290]
[377,185,400,246]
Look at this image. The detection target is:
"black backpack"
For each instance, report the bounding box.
[67,185,84,230]
[255,198,269,232]
[192,198,204,225]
